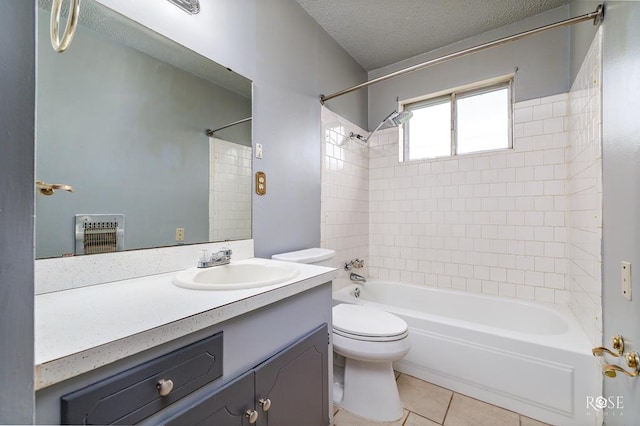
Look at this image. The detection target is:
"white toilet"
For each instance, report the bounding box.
[271,248,411,422]
[332,303,410,422]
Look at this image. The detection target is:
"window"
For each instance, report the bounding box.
[402,79,512,161]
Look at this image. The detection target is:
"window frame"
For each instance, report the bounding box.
[401,77,514,162]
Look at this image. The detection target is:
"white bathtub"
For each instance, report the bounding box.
[333,282,601,426]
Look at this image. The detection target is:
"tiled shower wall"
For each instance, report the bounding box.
[320,108,369,290]
[320,48,601,324]
[566,30,602,346]
[368,94,572,303]
[209,138,252,242]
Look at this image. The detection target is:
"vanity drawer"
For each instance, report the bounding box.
[61,332,223,425]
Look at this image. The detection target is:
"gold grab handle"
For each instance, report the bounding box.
[602,353,639,378]
[593,335,639,379]
[592,335,624,357]
[36,181,74,196]
[50,0,81,53]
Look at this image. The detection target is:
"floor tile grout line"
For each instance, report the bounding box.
[441,390,455,425]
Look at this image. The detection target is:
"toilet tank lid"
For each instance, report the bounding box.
[271,248,335,264]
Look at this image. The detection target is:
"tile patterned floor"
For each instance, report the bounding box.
[333,373,550,426]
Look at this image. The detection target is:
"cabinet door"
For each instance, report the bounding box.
[165,371,254,426]
[254,324,328,426]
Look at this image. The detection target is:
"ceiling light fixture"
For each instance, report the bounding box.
[167,0,200,15]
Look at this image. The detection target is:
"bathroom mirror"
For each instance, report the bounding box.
[35,0,253,259]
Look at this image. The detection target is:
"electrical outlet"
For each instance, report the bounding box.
[622,261,631,301]
[175,227,185,242]
[256,143,263,159]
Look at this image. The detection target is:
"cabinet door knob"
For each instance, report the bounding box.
[245,409,259,424]
[259,398,272,411]
[156,379,174,396]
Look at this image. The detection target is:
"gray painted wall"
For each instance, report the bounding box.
[569,1,600,86]
[35,9,251,257]
[91,0,368,258]
[600,2,640,422]
[0,1,35,424]
[366,6,571,129]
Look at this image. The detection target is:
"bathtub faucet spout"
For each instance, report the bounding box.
[350,273,366,283]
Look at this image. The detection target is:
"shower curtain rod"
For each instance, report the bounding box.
[320,4,604,104]
[205,117,252,137]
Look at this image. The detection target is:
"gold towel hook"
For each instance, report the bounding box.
[50,0,81,53]
[36,181,74,196]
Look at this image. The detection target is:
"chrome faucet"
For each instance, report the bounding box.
[350,273,366,283]
[198,248,232,268]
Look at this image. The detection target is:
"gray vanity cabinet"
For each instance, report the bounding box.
[165,324,329,426]
[254,324,329,426]
[60,332,224,425]
[165,371,254,425]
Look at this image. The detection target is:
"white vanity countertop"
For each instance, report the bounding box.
[34,258,337,390]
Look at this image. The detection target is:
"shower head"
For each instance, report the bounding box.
[382,110,414,128]
[349,109,413,143]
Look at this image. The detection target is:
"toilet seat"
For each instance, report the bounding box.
[332,304,408,342]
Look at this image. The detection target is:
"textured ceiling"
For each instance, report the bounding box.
[296,0,571,71]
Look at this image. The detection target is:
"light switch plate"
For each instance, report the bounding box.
[256,143,263,159]
[622,261,631,301]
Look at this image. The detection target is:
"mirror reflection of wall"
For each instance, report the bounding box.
[35,1,252,259]
[209,137,252,242]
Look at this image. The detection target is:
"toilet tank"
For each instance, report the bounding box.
[271,248,335,267]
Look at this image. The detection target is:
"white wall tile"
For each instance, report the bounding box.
[566,31,603,346]
[320,107,370,291]
[321,71,601,341]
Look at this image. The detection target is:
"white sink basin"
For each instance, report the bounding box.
[172,262,300,290]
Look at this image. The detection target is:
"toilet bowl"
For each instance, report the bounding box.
[271,248,410,422]
[332,303,410,422]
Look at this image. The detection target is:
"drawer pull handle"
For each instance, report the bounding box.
[156,379,174,396]
[259,398,272,411]
[245,409,259,424]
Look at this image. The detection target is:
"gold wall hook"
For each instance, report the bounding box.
[36,181,74,196]
[592,335,624,357]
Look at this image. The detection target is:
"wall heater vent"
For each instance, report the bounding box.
[75,215,125,255]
